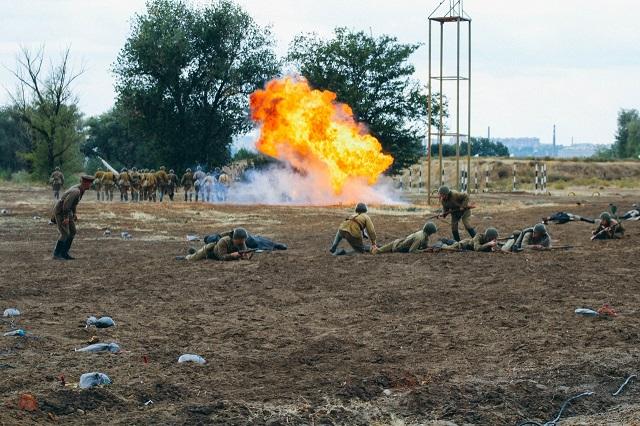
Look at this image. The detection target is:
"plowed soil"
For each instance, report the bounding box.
[1,185,639,425]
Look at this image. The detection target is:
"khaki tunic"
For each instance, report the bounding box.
[521,232,551,248]
[445,233,490,251]
[50,170,64,189]
[52,185,83,241]
[377,230,430,254]
[338,213,377,245]
[181,172,194,190]
[186,236,247,261]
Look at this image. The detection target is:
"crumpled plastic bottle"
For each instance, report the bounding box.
[177,354,206,364]
[79,372,112,389]
[575,308,599,317]
[76,343,121,353]
[3,308,20,317]
[3,329,26,337]
[86,316,116,328]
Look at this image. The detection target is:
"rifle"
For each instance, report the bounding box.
[425,205,477,221]
[591,227,612,241]
[514,245,576,252]
[238,248,257,259]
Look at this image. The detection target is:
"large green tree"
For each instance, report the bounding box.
[0,107,31,173]
[613,108,640,158]
[287,27,445,173]
[7,47,84,179]
[113,0,280,170]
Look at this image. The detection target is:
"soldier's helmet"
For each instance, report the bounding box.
[196,165,202,171]
[215,167,221,173]
[121,167,127,172]
[484,227,499,241]
[438,185,450,196]
[160,166,166,171]
[423,221,437,235]
[54,166,60,171]
[150,169,155,173]
[599,212,611,222]
[533,223,547,234]
[232,227,248,240]
[186,168,192,173]
[131,167,137,172]
[169,169,174,173]
[355,203,368,214]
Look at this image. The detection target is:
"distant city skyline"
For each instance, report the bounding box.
[1,1,639,147]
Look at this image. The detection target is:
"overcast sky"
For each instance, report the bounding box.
[1,0,639,146]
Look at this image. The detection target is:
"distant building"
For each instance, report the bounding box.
[494,137,608,158]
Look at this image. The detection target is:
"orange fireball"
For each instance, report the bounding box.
[250,77,393,194]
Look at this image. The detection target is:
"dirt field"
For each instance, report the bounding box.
[1,184,639,425]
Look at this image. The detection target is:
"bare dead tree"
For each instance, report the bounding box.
[5,46,85,175]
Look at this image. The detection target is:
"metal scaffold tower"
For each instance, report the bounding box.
[427,0,472,204]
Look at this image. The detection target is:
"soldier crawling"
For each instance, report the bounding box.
[501,223,552,252]
[441,227,499,252]
[374,221,438,254]
[592,212,624,240]
[329,203,378,255]
[177,228,252,261]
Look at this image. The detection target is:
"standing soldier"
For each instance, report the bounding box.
[193,166,206,202]
[49,167,65,200]
[592,212,624,240]
[329,203,378,255]
[51,175,94,260]
[146,169,158,202]
[129,167,141,202]
[181,168,194,202]
[101,169,115,201]
[94,168,105,201]
[437,185,476,241]
[217,171,231,201]
[155,166,169,202]
[118,168,131,202]
[374,221,438,254]
[167,169,178,201]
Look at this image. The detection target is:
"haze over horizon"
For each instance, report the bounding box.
[1,0,638,147]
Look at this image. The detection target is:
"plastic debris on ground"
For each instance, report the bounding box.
[597,303,617,318]
[3,308,20,317]
[86,316,115,328]
[177,354,206,364]
[76,342,121,353]
[103,229,112,236]
[186,235,200,241]
[575,308,599,317]
[4,329,26,337]
[121,231,132,240]
[79,372,112,389]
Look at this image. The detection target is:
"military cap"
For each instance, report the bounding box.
[232,228,248,240]
[355,203,368,213]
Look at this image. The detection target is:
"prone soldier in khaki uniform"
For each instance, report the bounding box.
[93,168,105,201]
[329,203,378,255]
[155,166,169,202]
[129,167,142,202]
[181,168,194,202]
[438,185,476,241]
[592,212,624,240]
[180,228,251,261]
[49,167,65,200]
[443,227,499,252]
[118,168,131,202]
[51,175,94,260]
[167,169,178,201]
[101,170,115,201]
[374,221,437,254]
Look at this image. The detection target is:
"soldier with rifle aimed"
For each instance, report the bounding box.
[591,212,624,240]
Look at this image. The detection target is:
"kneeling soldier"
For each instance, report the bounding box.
[375,221,437,254]
[329,203,377,255]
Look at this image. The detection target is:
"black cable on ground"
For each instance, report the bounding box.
[517,391,593,426]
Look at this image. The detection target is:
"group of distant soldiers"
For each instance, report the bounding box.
[49,165,235,203]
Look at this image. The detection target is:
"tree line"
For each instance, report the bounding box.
[1,0,511,182]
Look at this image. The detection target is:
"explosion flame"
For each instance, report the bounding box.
[250,77,393,200]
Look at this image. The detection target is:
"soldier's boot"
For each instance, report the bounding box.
[329,232,343,254]
[53,240,66,260]
[195,193,199,202]
[96,192,100,201]
[467,227,477,238]
[120,193,124,202]
[189,194,193,202]
[169,193,174,201]
[62,237,75,260]
[184,193,188,202]
[124,193,129,202]
[452,229,461,242]
[110,192,114,202]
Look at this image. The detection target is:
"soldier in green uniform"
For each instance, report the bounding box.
[118,168,131,202]
[155,166,169,202]
[520,223,552,250]
[94,168,104,201]
[49,167,65,200]
[181,168,194,202]
[443,227,498,252]
[51,175,94,260]
[438,186,476,241]
[167,169,178,201]
[592,212,624,240]
[374,221,438,254]
[102,170,115,201]
[129,167,141,202]
[180,228,251,261]
[329,203,378,255]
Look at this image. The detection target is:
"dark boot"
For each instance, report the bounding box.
[329,232,343,253]
[62,237,75,260]
[452,229,461,242]
[467,227,477,238]
[53,241,66,260]
[184,193,188,202]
